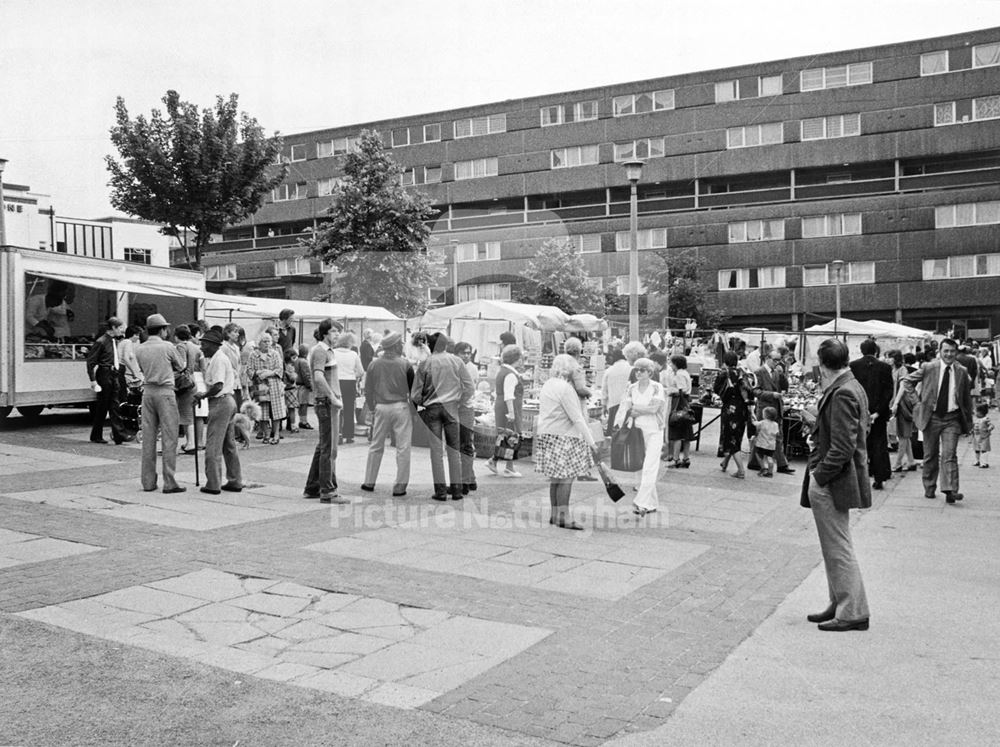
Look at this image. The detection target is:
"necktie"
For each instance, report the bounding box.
[935,364,951,416]
[112,338,120,369]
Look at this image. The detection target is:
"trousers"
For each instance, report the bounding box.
[140,385,180,491]
[364,401,412,489]
[90,366,127,443]
[419,401,462,495]
[922,411,962,494]
[205,395,241,491]
[633,427,664,511]
[305,398,340,496]
[809,480,869,621]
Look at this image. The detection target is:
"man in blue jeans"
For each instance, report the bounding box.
[304,318,349,504]
[411,332,474,501]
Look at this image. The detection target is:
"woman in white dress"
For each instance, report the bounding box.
[615,357,668,517]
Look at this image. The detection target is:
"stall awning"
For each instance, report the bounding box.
[32,271,193,297]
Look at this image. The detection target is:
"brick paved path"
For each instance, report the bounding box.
[0,410,837,745]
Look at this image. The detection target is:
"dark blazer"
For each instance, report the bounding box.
[753,363,785,416]
[902,359,974,434]
[849,355,894,419]
[801,370,872,512]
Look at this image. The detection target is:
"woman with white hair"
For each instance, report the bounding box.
[247,333,286,444]
[535,354,599,530]
[615,357,668,517]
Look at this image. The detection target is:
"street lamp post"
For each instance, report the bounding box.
[623,159,644,342]
[831,259,844,334]
[450,238,459,305]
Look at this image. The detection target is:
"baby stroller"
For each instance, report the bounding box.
[119,383,143,443]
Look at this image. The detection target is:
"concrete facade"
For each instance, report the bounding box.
[204,27,1000,338]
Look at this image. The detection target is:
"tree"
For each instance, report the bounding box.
[307,130,442,317]
[645,249,727,330]
[106,90,287,269]
[516,238,604,314]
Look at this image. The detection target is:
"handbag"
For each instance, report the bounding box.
[493,429,520,461]
[610,415,645,471]
[669,392,695,427]
[174,367,195,393]
[594,458,626,502]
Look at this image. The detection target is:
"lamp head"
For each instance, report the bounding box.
[622,159,645,183]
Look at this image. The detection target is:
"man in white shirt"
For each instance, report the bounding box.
[195,329,242,495]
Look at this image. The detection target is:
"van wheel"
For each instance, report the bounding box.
[16,405,44,419]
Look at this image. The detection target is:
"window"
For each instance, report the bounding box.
[802,261,875,286]
[801,213,862,237]
[453,114,506,138]
[423,165,442,184]
[317,177,342,196]
[715,80,739,103]
[613,137,665,161]
[934,101,957,126]
[923,253,1000,279]
[728,219,785,243]
[921,50,949,75]
[455,241,501,262]
[292,182,308,200]
[717,266,786,290]
[614,228,667,251]
[540,99,598,127]
[123,247,151,264]
[458,282,511,302]
[727,122,783,148]
[973,42,1000,68]
[423,123,441,142]
[274,257,311,276]
[800,113,861,140]
[759,74,782,97]
[612,89,674,116]
[316,136,359,158]
[400,168,415,186]
[935,201,1000,228]
[974,95,1000,121]
[205,264,237,281]
[454,157,498,180]
[800,62,872,91]
[390,127,409,147]
[551,144,600,169]
[272,184,290,202]
[616,275,647,295]
[572,234,602,253]
[290,144,306,162]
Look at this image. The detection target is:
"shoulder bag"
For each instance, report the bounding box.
[610,412,645,472]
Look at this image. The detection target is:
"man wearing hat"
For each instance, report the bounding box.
[194,329,242,495]
[360,331,414,496]
[134,313,186,493]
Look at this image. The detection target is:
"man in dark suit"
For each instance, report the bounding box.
[902,338,974,504]
[849,339,894,489]
[799,338,871,632]
[85,317,127,444]
[749,352,795,473]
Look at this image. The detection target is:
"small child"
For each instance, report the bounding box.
[972,402,993,468]
[283,348,300,433]
[754,406,781,477]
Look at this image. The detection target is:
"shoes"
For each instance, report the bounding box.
[807,605,837,623]
[945,492,964,504]
[980,464,990,469]
[320,494,350,504]
[549,516,584,530]
[90,438,109,444]
[873,481,884,490]
[777,467,796,474]
[200,487,221,495]
[142,485,158,492]
[303,492,319,500]
[344,438,354,444]
[759,470,773,478]
[632,506,657,517]
[360,484,375,492]
[577,475,598,481]
[974,461,980,467]
[485,460,498,475]
[678,459,690,469]
[892,466,903,473]
[392,487,407,497]
[733,472,746,479]
[465,481,477,492]
[163,486,186,494]
[462,484,469,495]
[256,433,265,440]
[289,428,300,433]
[299,423,314,430]
[925,491,936,499]
[432,493,450,502]
[818,618,869,632]
[221,483,243,492]
[501,468,523,478]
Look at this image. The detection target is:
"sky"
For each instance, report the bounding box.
[2,0,1000,219]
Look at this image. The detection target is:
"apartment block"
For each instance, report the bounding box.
[200,27,1000,339]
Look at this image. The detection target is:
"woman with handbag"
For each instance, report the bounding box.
[614,357,668,517]
[661,354,694,467]
[247,333,286,444]
[535,354,599,530]
[715,352,753,479]
[487,344,524,478]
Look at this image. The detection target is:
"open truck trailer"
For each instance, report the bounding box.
[0,246,210,421]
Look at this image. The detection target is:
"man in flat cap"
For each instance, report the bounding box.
[134,313,186,493]
[360,332,414,497]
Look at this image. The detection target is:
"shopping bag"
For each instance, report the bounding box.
[493,429,520,461]
[610,419,645,472]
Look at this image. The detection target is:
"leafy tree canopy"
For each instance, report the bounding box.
[308,130,442,317]
[105,90,286,268]
[645,249,727,330]
[516,238,604,315]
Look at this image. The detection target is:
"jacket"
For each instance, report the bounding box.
[902,359,974,434]
[849,355,894,419]
[801,369,872,512]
